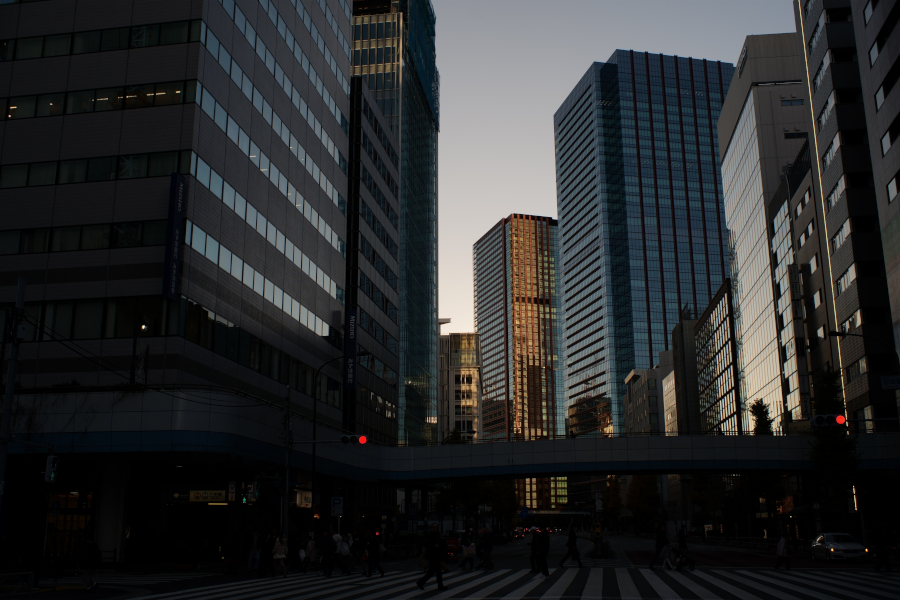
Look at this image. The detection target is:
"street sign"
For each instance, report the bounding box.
[882,375,900,390]
[297,490,312,508]
[331,496,344,516]
[190,490,227,502]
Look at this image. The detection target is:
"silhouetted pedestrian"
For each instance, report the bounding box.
[649,525,668,569]
[416,523,447,591]
[774,532,791,571]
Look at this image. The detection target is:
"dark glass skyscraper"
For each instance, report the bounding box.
[554,52,734,433]
[352,0,439,444]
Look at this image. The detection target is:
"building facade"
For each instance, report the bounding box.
[795,0,899,424]
[437,331,481,443]
[622,354,672,436]
[0,0,363,563]
[473,214,565,442]
[554,52,734,435]
[347,76,400,443]
[718,34,819,429]
[695,279,744,433]
[351,0,439,444]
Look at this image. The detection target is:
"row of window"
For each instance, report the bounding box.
[823,132,841,170]
[251,0,350,94]
[359,200,398,260]
[781,98,805,106]
[358,271,397,323]
[0,220,167,256]
[201,24,348,180]
[358,308,398,357]
[0,149,191,190]
[362,100,399,167]
[881,112,900,156]
[827,175,847,211]
[0,293,344,406]
[353,46,396,67]
[308,0,351,61]
[832,219,852,253]
[1,80,198,121]
[192,154,342,301]
[868,0,899,67]
[361,134,399,198]
[187,220,341,342]
[835,263,857,296]
[360,164,399,226]
[194,84,346,253]
[0,20,201,62]
[359,235,397,291]
[817,92,835,131]
[454,406,475,416]
[353,19,396,42]
[888,169,899,203]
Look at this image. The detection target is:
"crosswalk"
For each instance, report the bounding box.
[128,566,900,599]
[38,572,216,588]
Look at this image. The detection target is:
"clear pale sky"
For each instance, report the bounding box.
[434,0,796,333]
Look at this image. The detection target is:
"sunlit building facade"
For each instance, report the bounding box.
[437,332,481,443]
[554,52,734,435]
[352,0,439,444]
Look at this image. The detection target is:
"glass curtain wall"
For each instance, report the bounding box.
[554,52,734,434]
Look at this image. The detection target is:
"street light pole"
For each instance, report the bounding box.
[129,315,148,385]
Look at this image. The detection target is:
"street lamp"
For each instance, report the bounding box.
[309,349,371,527]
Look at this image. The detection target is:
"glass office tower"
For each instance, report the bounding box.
[473,214,565,442]
[554,52,734,433]
[352,0,439,444]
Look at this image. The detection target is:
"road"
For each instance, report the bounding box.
[35,535,895,599]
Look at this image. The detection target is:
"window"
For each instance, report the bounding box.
[832,219,851,253]
[875,57,900,111]
[827,176,846,211]
[817,92,835,130]
[809,11,826,53]
[781,98,804,106]
[823,132,841,170]
[816,326,826,345]
[869,1,900,65]
[813,290,823,309]
[785,131,808,139]
[809,253,819,273]
[888,169,900,202]
[840,310,862,334]
[814,51,831,91]
[846,356,868,383]
[881,113,900,155]
[835,264,857,295]
[796,190,809,218]
[864,0,877,24]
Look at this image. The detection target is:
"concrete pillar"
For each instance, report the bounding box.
[94,458,127,563]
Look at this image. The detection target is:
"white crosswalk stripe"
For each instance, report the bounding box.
[124,567,900,599]
[39,573,216,587]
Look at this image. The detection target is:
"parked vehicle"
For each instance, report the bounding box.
[810,533,869,561]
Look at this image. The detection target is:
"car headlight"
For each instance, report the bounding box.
[865,548,869,552]
[830,548,834,552]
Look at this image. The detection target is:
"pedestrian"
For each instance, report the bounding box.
[80,535,101,591]
[246,530,260,572]
[260,528,276,577]
[535,527,551,577]
[320,532,336,577]
[366,531,385,578]
[460,532,476,571]
[477,528,494,570]
[272,534,288,578]
[528,527,539,572]
[416,523,448,591]
[559,528,583,568]
[874,529,893,572]
[774,531,791,571]
[304,534,317,573]
[649,525,668,569]
[351,531,365,574]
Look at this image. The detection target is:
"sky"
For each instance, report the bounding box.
[434,0,797,334]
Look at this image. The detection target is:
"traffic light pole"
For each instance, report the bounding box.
[0,277,27,557]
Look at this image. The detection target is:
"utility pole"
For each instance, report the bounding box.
[282,389,292,538]
[0,277,27,554]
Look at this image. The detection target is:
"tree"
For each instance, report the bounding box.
[749,399,774,435]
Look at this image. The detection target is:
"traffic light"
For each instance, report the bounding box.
[340,435,368,445]
[45,455,58,483]
[811,414,847,427]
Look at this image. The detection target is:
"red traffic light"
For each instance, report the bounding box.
[359,435,368,445]
[835,415,846,425]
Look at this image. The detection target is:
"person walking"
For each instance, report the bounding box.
[534,527,551,577]
[460,532,476,571]
[477,528,494,570]
[649,525,668,569]
[559,528,583,568]
[304,534,317,573]
[774,532,791,571]
[528,527,539,572]
[320,532,336,577]
[365,531,385,578]
[272,535,288,578]
[416,523,448,591]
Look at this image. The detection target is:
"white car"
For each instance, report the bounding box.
[810,532,869,561]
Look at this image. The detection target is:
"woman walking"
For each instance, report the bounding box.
[272,535,288,578]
